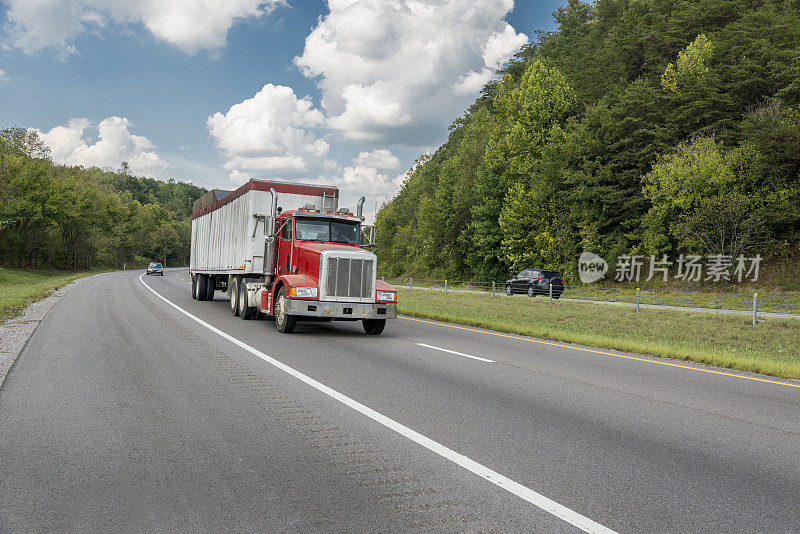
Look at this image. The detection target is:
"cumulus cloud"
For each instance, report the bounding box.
[355,149,401,170]
[0,69,9,82]
[294,0,527,143]
[340,165,405,222]
[3,0,284,56]
[340,148,404,199]
[35,116,168,176]
[207,84,336,185]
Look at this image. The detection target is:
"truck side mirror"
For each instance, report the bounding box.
[360,225,377,247]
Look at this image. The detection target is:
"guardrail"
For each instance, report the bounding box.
[380,277,800,324]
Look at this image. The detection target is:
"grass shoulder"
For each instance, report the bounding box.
[0,268,106,322]
[396,288,800,381]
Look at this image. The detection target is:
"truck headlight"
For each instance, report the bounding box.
[377,291,396,302]
[290,287,318,298]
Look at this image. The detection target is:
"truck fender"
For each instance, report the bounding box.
[376,279,396,292]
[261,274,317,315]
[276,274,318,292]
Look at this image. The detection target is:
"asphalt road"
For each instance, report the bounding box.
[1,269,799,533]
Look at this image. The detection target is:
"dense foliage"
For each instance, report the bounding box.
[0,127,206,270]
[376,0,800,282]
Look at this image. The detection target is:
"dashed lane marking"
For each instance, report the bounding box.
[401,316,800,390]
[416,342,494,363]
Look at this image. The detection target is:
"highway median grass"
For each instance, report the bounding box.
[397,287,800,381]
[0,268,102,322]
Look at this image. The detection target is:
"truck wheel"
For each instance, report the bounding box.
[191,275,197,299]
[238,281,256,320]
[205,275,215,301]
[274,288,296,334]
[527,285,535,297]
[362,319,386,335]
[230,277,240,316]
[505,284,512,296]
[196,274,207,301]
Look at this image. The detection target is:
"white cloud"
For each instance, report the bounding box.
[35,116,168,176]
[355,149,401,170]
[207,83,336,185]
[294,0,527,143]
[340,164,411,224]
[3,0,284,56]
[339,148,404,201]
[0,69,9,82]
[341,165,389,188]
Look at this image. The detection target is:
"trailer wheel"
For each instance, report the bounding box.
[275,288,296,333]
[191,274,197,299]
[230,277,240,316]
[362,319,386,335]
[205,275,215,301]
[238,281,256,320]
[196,274,207,301]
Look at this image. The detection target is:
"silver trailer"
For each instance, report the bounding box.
[190,179,339,277]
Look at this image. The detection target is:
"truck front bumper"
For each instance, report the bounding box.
[286,299,397,320]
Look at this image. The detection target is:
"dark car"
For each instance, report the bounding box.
[505,269,564,298]
[146,262,164,276]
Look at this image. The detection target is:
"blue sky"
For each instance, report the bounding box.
[0,0,565,219]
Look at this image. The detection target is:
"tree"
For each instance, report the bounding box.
[469,60,576,278]
[661,34,714,93]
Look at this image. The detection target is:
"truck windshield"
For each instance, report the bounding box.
[295,219,359,245]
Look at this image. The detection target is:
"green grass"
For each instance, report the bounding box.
[0,268,102,322]
[397,287,800,381]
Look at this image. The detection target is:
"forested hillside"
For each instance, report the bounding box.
[0,127,206,270]
[375,0,800,282]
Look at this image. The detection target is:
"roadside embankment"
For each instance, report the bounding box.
[0,269,100,388]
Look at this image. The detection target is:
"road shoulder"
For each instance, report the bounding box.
[0,279,86,389]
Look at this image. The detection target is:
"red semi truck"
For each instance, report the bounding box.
[190,179,397,334]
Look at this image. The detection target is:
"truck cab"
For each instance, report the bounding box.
[259,206,397,334]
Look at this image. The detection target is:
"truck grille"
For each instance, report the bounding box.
[325,257,374,299]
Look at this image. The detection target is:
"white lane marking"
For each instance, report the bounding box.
[138,274,616,534]
[416,342,495,363]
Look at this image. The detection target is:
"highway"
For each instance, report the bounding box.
[1,269,799,533]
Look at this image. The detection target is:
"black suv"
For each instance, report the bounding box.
[505,269,564,298]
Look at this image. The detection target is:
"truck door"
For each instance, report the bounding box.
[277,217,293,275]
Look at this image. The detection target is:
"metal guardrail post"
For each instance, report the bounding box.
[410,277,413,293]
[549,283,552,305]
[444,279,448,296]
[636,288,640,312]
[753,292,758,325]
[492,281,495,298]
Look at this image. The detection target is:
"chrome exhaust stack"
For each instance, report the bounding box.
[356,196,365,221]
